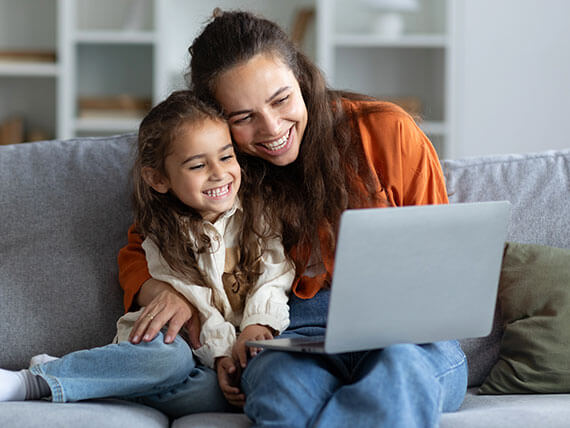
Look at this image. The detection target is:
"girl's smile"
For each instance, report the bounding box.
[145,118,241,223]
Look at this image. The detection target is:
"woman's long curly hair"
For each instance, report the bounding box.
[133,90,268,284]
[186,10,389,275]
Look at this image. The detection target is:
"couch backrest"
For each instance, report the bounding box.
[443,148,570,387]
[2,137,569,380]
[0,135,136,369]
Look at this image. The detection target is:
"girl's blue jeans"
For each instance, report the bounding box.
[29,331,231,418]
[241,289,468,428]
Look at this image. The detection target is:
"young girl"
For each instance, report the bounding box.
[0,90,294,414]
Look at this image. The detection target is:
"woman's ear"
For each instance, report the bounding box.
[142,167,169,194]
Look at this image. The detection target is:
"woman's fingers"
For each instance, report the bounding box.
[129,303,164,343]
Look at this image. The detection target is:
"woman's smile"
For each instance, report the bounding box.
[214,53,308,166]
[257,126,293,155]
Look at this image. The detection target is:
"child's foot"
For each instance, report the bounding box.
[0,369,51,401]
[29,353,59,367]
[0,369,27,401]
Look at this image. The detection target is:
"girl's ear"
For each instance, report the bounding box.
[142,167,170,194]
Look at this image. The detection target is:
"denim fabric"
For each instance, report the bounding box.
[29,332,231,419]
[242,290,468,427]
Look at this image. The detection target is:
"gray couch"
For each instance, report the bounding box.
[1,133,569,427]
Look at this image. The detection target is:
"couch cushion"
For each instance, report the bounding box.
[440,388,570,428]
[0,135,136,369]
[0,399,168,428]
[172,412,251,428]
[479,242,570,394]
[442,149,570,250]
[443,149,570,386]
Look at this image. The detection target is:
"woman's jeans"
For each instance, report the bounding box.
[29,332,231,418]
[242,290,468,428]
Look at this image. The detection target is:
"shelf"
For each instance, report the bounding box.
[74,31,156,45]
[419,121,447,136]
[334,34,448,48]
[74,117,142,133]
[0,62,59,77]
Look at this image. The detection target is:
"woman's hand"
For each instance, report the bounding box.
[216,356,245,408]
[233,324,274,369]
[128,278,202,347]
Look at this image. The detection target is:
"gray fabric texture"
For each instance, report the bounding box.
[172,413,252,428]
[443,149,570,387]
[0,135,136,369]
[0,399,168,427]
[442,149,570,249]
[440,388,570,428]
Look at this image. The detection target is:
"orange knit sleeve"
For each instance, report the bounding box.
[117,224,151,312]
[356,102,448,207]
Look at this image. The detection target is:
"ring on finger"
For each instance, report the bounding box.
[146,313,156,321]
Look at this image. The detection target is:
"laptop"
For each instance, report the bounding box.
[247,201,511,354]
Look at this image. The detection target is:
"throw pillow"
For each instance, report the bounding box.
[479,242,570,394]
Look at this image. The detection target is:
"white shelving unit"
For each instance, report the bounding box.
[0,0,165,142]
[316,0,452,156]
[62,0,163,139]
[2,0,451,152]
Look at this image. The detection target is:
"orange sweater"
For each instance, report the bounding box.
[118,100,448,311]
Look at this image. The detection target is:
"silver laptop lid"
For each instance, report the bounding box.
[324,201,511,353]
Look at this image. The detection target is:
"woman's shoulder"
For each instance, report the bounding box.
[341,98,415,128]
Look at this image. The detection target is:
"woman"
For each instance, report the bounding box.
[119,9,467,427]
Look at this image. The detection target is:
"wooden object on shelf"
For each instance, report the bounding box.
[78,95,152,119]
[0,117,24,145]
[0,51,57,63]
[291,7,315,46]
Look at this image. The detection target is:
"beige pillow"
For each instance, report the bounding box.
[479,242,570,394]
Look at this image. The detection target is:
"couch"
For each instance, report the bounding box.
[1,133,569,427]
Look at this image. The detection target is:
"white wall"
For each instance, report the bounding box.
[451,0,570,158]
[157,0,315,97]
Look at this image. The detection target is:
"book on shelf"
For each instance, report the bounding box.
[0,117,24,145]
[77,95,152,119]
[0,51,57,63]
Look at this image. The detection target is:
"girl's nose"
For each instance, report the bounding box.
[210,162,224,179]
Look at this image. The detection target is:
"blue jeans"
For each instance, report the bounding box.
[241,290,468,428]
[29,332,231,418]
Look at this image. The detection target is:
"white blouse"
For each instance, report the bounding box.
[115,201,294,368]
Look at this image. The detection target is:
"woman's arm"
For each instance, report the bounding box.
[118,225,201,346]
[128,278,202,347]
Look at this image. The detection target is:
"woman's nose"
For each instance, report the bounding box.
[259,112,280,135]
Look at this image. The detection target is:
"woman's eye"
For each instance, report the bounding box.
[233,115,252,125]
[275,95,289,105]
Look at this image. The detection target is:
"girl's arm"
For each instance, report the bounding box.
[235,235,296,365]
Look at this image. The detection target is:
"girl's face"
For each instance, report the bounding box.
[214,53,308,167]
[147,118,241,223]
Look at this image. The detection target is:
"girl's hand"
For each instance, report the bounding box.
[129,278,202,347]
[216,356,245,407]
[233,324,274,369]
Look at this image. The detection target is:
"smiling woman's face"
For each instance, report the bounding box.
[213,53,308,167]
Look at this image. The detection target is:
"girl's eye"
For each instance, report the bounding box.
[221,154,234,162]
[189,164,204,170]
